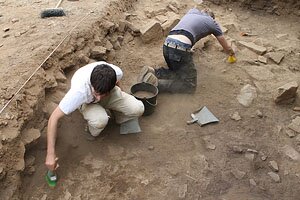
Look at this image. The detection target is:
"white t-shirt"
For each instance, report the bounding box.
[59,61,123,115]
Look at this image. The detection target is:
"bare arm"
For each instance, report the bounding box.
[45,106,65,171]
[216,35,234,56]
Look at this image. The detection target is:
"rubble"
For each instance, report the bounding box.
[274,81,298,104]
[269,160,279,172]
[90,46,107,60]
[140,21,163,43]
[267,52,285,64]
[268,172,280,183]
[257,55,267,64]
[288,117,300,134]
[238,41,267,55]
[282,145,300,161]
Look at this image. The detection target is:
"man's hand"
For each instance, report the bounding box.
[228,48,235,56]
[45,154,59,171]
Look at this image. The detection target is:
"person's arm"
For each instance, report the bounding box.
[216,35,235,56]
[45,106,65,171]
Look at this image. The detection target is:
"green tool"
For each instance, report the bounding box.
[45,170,58,187]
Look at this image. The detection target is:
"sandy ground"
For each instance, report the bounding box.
[0,0,300,199]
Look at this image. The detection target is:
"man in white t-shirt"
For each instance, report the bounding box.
[45,61,144,172]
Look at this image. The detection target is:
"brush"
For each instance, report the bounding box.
[41,0,65,18]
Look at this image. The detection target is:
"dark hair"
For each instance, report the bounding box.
[90,64,116,94]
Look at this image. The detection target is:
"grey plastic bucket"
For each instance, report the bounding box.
[131,82,158,116]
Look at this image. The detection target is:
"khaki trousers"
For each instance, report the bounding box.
[79,86,144,136]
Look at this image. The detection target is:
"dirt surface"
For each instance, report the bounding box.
[0,0,300,199]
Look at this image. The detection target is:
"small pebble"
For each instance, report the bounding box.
[249,178,257,186]
[148,146,154,150]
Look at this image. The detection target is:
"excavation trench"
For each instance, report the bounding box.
[0,0,299,199]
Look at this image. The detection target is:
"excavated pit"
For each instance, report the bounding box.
[0,0,299,199]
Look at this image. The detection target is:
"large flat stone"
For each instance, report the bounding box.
[238,41,267,55]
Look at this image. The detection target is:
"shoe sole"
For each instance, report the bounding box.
[137,66,155,83]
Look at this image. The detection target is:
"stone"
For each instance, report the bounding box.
[93,36,102,46]
[21,128,41,147]
[90,46,107,60]
[11,18,19,23]
[286,129,296,138]
[238,41,267,55]
[231,169,246,179]
[101,20,116,34]
[257,56,267,64]
[282,145,300,161]
[256,110,263,118]
[237,84,257,107]
[141,21,163,44]
[148,146,154,150]
[55,70,67,82]
[288,117,300,134]
[118,20,126,32]
[247,149,258,154]
[275,34,288,39]
[269,160,279,172]
[112,40,121,50]
[206,143,216,150]
[161,18,180,36]
[125,21,141,36]
[274,81,298,104]
[249,179,257,186]
[3,27,10,32]
[267,52,285,64]
[230,111,241,121]
[261,155,267,161]
[105,40,113,51]
[293,107,300,111]
[167,4,179,13]
[268,172,280,183]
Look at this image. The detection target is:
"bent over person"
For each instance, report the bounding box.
[45,61,144,171]
[139,8,235,93]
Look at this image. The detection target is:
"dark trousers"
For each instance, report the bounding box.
[155,45,197,93]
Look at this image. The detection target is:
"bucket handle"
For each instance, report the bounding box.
[145,99,157,107]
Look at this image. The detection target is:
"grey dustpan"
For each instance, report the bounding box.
[188,106,219,126]
[120,118,141,135]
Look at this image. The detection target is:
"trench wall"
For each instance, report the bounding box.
[0,0,138,199]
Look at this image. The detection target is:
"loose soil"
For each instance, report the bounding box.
[0,0,300,199]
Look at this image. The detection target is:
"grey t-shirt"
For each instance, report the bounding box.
[171,8,223,43]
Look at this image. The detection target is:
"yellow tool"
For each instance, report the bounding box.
[227,55,237,63]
